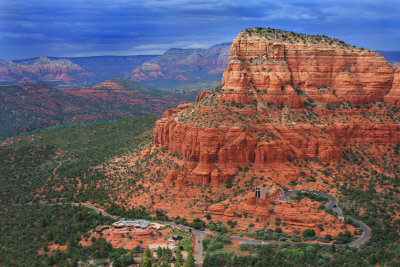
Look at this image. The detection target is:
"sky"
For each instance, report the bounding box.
[0,0,399,59]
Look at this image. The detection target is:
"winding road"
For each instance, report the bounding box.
[71,203,118,219]
[278,190,371,247]
[72,190,370,266]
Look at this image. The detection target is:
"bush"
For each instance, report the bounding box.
[190,218,206,231]
[302,229,315,238]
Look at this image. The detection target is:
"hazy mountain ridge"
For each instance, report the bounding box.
[128,43,231,89]
[0,56,85,84]
[0,44,232,90]
[1,55,156,88]
[1,45,398,91]
[0,78,200,139]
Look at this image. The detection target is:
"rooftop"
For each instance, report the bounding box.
[112,219,151,228]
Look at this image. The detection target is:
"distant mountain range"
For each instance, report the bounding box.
[1,44,398,91]
[0,55,156,89]
[0,43,231,90]
[128,43,231,89]
[1,44,398,140]
[0,78,200,139]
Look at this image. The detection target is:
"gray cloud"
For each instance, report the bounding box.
[0,0,398,59]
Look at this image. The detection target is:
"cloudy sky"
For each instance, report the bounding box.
[0,0,399,59]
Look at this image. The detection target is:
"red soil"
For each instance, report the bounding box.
[81,227,173,250]
[103,28,400,238]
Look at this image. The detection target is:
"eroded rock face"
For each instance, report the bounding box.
[222,28,394,106]
[384,68,400,107]
[149,28,400,186]
[0,56,85,83]
[153,117,345,185]
[130,63,164,81]
[128,44,230,82]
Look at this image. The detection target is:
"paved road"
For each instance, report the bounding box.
[71,203,118,220]
[278,190,371,247]
[66,204,206,266]
[160,221,209,266]
[69,191,371,266]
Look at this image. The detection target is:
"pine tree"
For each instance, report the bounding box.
[175,249,183,267]
[145,247,152,258]
[231,255,239,266]
[183,253,195,267]
[141,247,152,267]
[141,256,152,267]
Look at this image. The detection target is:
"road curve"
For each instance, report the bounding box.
[71,203,118,219]
[69,191,370,266]
[67,204,206,266]
[160,221,208,266]
[278,190,371,247]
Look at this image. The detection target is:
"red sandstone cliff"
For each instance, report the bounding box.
[384,68,400,107]
[221,28,393,107]
[149,28,400,187]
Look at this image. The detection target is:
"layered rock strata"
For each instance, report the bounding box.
[0,56,85,83]
[384,68,400,107]
[222,28,394,107]
[149,28,400,186]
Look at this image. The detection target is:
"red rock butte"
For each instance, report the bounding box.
[222,28,394,107]
[148,27,400,187]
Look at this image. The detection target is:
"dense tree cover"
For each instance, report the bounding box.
[171,216,206,231]
[204,243,332,266]
[291,191,327,203]
[190,218,206,231]
[105,203,153,220]
[139,246,194,267]
[0,204,136,266]
[208,221,228,234]
[184,253,195,267]
[0,116,157,265]
[202,235,231,252]
[0,116,157,205]
[0,80,198,139]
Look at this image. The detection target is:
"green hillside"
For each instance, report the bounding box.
[0,116,156,204]
[0,79,198,140]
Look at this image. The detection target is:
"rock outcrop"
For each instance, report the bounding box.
[149,28,400,187]
[221,28,393,107]
[0,55,156,87]
[0,56,85,83]
[384,68,400,107]
[128,43,230,83]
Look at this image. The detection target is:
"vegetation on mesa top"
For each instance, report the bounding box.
[242,27,364,50]
[176,84,400,129]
